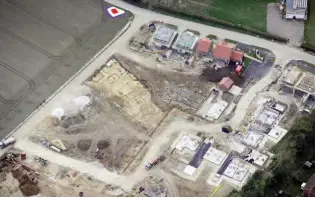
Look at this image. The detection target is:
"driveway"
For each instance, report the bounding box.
[267,3,304,46]
[236,42,275,80]
[242,52,275,79]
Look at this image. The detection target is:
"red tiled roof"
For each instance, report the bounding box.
[213,41,233,60]
[231,50,244,62]
[197,38,212,53]
[304,174,315,196]
[219,77,234,90]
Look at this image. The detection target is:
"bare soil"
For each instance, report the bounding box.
[97,140,110,149]
[172,167,213,197]
[30,90,148,173]
[114,54,214,114]
[19,183,40,197]
[132,175,170,197]
[77,139,92,151]
[0,151,129,197]
[201,66,245,86]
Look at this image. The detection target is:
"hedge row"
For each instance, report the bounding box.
[301,43,315,54]
[152,5,288,43]
[122,0,149,8]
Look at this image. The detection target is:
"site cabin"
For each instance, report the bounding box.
[0,136,16,149]
[162,49,172,58]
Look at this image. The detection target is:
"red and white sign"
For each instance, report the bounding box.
[107,6,125,17]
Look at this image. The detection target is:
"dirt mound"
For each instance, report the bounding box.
[77,139,92,151]
[60,114,85,128]
[97,140,110,149]
[132,176,169,197]
[50,116,60,126]
[11,165,40,197]
[20,183,40,196]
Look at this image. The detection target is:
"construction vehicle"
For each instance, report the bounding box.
[0,136,16,149]
[235,63,244,76]
[35,157,48,166]
[145,156,165,170]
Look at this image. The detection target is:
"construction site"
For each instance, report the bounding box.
[0,150,129,197]
[28,84,149,174]
[129,21,274,86]
[1,18,315,197]
[278,60,315,113]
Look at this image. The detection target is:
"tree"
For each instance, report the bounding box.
[229,110,315,197]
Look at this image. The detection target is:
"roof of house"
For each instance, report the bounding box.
[294,0,308,8]
[174,31,199,50]
[304,174,315,196]
[213,41,233,60]
[153,25,177,44]
[219,77,234,90]
[197,38,213,53]
[286,0,308,10]
[231,50,244,62]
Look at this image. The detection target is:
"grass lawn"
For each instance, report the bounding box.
[224,38,238,44]
[158,0,276,32]
[206,34,218,40]
[243,57,252,69]
[285,183,303,196]
[205,0,276,32]
[304,0,315,46]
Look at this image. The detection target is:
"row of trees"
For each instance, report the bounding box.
[229,111,315,197]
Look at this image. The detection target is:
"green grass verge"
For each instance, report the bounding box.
[304,0,315,47]
[224,38,238,44]
[206,34,218,40]
[285,183,302,196]
[185,29,201,35]
[243,57,252,68]
[164,23,178,30]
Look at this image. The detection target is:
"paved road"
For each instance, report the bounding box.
[2,0,315,194]
[0,0,131,139]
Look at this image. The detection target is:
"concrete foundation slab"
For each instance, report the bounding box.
[203,147,227,166]
[242,130,264,148]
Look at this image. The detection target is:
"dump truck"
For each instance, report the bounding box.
[145,156,165,170]
[0,136,16,149]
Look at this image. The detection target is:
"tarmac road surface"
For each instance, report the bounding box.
[0,0,131,139]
